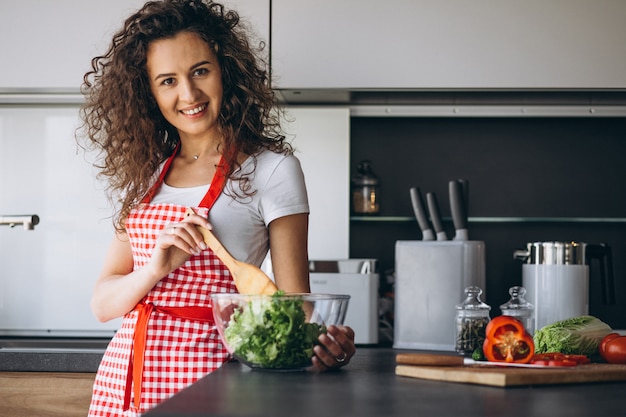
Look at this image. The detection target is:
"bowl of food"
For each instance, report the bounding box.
[211,292,350,371]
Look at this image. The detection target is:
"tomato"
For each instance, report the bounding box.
[531,359,577,367]
[530,353,590,367]
[549,360,577,367]
[535,353,590,365]
[483,316,535,363]
[599,333,626,364]
[600,333,621,356]
[562,355,590,365]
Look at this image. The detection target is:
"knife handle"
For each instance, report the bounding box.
[449,180,469,241]
[396,353,464,366]
[409,187,434,241]
[458,178,469,215]
[426,192,447,241]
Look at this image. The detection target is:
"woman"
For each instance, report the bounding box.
[79,1,355,415]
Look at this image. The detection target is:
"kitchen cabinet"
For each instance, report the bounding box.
[8,0,625,92]
[271,0,626,91]
[282,107,351,259]
[0,105,121,334]
[0,0,269,91]
[0,372,96,417]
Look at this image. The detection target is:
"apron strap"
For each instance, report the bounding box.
[141,143,231,209]
[198,155,229,209]
[123,301,214,411]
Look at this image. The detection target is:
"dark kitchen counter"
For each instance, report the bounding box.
[0,350,103,372]
[146,347,626,417]
[0,337,108,372]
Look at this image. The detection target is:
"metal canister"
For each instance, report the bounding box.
[513,241,615,332]
[515,241,586,265]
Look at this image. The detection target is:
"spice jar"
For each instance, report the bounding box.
[351,160,380,215]
[500,286,535,335]
[455,286,491,356]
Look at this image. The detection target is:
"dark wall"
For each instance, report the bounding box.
[349,117,626,329]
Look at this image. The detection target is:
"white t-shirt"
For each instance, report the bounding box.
[151,149,309,267]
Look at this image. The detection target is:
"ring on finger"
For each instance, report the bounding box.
[335,352,347,363]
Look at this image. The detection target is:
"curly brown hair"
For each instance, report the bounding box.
[78,0,290,231]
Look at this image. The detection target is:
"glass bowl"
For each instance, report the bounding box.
[211,292,350,371]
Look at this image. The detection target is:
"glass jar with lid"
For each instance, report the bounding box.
[351,160,380,215]
[455,286,491,356]
[500,286,535,335]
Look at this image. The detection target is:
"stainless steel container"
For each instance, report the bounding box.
[514,241,614,333]
[518,241,586,265]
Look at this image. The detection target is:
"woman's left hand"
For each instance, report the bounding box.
[310,325,356,371]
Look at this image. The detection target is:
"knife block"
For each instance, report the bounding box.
[393,241,486,351]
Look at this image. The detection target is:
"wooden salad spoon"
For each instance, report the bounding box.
[185,208,278,295]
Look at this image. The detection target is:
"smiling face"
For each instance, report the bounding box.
[146,31,223,142]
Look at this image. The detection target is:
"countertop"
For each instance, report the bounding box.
[146,347,626,417]
[0,350,103,372]
[0,337,108,372]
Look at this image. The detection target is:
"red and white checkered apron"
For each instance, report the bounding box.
[89,152,237,416]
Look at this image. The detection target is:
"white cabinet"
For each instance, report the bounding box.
[282,107,351,259]
[0,106,119,334]
[272,0,626,90]
[0,0,269,90]
[8,0,624,91]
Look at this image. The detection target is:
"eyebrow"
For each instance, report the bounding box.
[153,60,212,82]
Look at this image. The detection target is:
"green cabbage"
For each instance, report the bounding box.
[223,292,326,369]
[533,315,612,356]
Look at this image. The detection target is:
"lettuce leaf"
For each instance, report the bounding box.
[224,292,326,369]
[533,315,612,356]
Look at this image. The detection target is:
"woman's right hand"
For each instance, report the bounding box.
[147,216,210,277]
[91,212,211,322]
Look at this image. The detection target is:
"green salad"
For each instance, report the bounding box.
[223,292,326,369]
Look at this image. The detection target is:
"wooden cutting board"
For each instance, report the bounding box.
[396,360,626,387]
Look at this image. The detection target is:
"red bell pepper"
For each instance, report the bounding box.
[483,315,535,363]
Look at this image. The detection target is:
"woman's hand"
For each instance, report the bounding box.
[91,212,212,322]
[268,214,356,371]
[310,325,356,372]
[146,212,210,277]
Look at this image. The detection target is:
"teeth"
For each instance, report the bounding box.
[182,104,206,115]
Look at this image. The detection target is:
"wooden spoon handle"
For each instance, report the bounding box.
[184,208,278,295]
[396,353,465,366]
[184,208,237,271]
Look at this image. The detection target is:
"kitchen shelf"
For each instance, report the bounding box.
[349,105,626,118]
[351,216,626,223]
